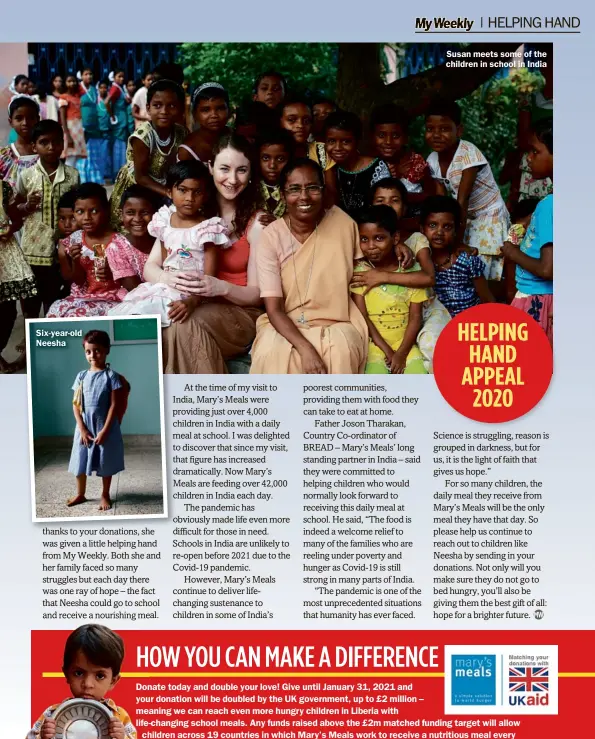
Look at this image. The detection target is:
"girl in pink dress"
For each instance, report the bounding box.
[107,185,159,291]
[109,161,230,326]
[46,184,126,317]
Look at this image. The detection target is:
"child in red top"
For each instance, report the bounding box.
[58,74,87,169]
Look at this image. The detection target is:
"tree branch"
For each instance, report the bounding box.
[337,42,522,117]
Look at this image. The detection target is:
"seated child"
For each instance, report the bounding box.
[15,119,80,317]
[370,104,433,206]
[27,623,136,738]
[178,82,230,163]
[109,79,187,229]
[503,197,540,304]
[351,205,428,374]
[256,128,294,218]
[46,183,127,318]
[502,119,553,345]
[349,178,450,373]
[425,99,510,281]
[108,185,160,291]
[421,195,494,316]
[109,160,230,326]
[324,111,390,218]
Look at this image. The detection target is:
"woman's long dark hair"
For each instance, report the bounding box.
[212,133,259,236]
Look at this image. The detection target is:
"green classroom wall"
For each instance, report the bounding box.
[30,319,162,439]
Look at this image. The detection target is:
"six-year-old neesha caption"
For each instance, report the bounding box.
[34,327,83,347]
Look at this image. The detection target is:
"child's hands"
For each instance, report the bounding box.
[80,427,94,447]
[94,259,112,282]
[500,240,518,260]
[94,429,109,446]
[69,242,83,261]
[396,243,415,270]
[460,244,479,257]
[40,718,57,739]
[168,298,196,324]
[108,717,126,739]
[26,191,42,214]
[258,212,276,228]
[350,269,383,294]
[390,349,408,374]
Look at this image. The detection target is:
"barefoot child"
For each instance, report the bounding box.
[109,160,230,326]
[26,623,136,738]
[351,206,428,374]
[421,195,494,316]
[68,330,125,510]
[502,119,553,344]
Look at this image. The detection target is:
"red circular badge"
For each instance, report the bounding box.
[433,303,553,423]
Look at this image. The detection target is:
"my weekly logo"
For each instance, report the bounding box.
[451,654,496,705]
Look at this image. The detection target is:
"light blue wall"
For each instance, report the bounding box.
[30,319,161,438]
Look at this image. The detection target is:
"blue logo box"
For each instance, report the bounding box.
[451,654,497,706]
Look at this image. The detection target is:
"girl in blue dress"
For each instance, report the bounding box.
[68,329,126,511]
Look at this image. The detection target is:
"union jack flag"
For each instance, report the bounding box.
[509,666,549,692]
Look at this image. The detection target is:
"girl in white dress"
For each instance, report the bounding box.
[110,161,230,326]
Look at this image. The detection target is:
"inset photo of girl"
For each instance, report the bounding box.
[26,315,167,522]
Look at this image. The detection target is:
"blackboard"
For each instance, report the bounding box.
[112,318,158,343]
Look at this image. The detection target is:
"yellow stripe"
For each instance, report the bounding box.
[41,672,595,679]
[559,673,595,678]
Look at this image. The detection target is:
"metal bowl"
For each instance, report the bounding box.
[53,698,112,739]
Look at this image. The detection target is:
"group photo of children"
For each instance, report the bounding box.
[0,42,553,375]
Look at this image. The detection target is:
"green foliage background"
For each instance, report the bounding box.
[180,43,545,181]
[179,43,337,106]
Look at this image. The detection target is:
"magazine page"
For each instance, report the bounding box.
[0,5,592,739]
